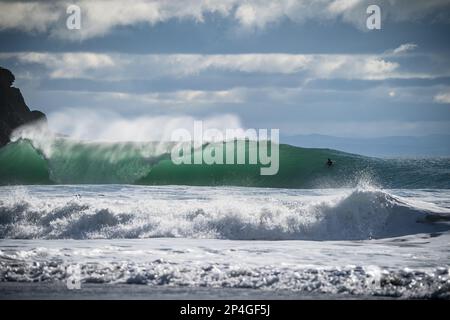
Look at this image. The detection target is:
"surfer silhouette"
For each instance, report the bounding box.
[326,158,333,167]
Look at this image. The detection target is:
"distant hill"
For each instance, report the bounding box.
[281,134,450,158]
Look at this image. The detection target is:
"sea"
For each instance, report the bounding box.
[0,138,449,299]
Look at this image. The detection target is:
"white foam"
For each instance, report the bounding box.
[1,236,449,298]
[1,185,449,240]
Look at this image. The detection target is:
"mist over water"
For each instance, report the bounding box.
[46,109,245,142]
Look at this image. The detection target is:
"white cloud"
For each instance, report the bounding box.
[10,52,116,78]
[0,52,409,81]
[392,43,418,55]
[0,0,449,39]
[434,91,450,104]
[0,2,59,32]
[327,0,362,14]
[95,89,244,105]
[171,54,313,75]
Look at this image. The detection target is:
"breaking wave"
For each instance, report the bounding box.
[1,138,449,188]
[1,187,448,240]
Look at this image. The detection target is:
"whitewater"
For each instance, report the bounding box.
[1,184,450,299]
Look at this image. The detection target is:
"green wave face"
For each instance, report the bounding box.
[0,140,51,184]
[0,139,449,188]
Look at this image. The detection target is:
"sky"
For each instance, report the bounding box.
[0,0,450,139]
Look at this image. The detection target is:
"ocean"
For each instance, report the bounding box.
[0,139,450,299]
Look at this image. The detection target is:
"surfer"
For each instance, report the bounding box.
[326,158,333,167]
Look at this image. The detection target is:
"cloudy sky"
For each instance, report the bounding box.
[1,0,450,138]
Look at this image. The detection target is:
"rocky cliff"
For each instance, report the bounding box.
[0,67,46,147]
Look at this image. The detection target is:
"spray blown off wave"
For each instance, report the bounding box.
[1,185,449,240]
[0,137,449,188]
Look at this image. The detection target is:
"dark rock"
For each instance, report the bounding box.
[0,67,47,148]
